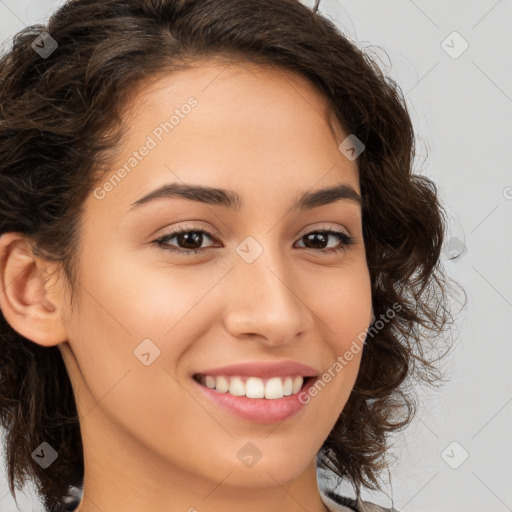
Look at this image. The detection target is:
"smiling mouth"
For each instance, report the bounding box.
[193,373,314,400]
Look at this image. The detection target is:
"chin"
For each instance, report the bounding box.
[214,448,314,488]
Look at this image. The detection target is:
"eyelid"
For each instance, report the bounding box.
[155,222,351,244]
[151,221,356,257]
[296,223,351,237]
[153,222,220,240]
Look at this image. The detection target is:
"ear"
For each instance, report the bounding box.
[0,232,68,346]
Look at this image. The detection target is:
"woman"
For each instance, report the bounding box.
[0,1,463,511]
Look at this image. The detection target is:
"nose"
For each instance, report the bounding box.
[222,246,313,348]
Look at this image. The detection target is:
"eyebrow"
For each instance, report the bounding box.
[129,182,363,212]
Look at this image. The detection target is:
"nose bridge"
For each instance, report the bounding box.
[224,238,310,343]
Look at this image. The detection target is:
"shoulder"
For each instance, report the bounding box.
[322,488,399,512]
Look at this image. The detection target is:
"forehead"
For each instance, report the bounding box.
[88,59,360,217]
[122,58,345,152]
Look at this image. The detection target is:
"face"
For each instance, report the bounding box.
[57,60,372,499]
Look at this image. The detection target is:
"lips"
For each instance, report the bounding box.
[193,360,319,379]
[191,360,320,422]
[192,372,319,424]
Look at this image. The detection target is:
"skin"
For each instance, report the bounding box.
[0,60,372,512]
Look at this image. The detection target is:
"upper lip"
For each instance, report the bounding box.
[194,360,319,379]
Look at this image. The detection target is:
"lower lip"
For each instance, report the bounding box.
[192,376,318,424]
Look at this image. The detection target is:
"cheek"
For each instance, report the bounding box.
[63,256,210,455]
[312,261,372,349]
[64,246,222,407]
[301,262,371,410]
[74,244,190,338]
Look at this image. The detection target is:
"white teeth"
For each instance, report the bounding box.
[265,377,284,399]
[246,377,265,398]
[283,377,293,396]
[205,375,216,389]
[292,376,303,394]
[229,377,245,396]
[197,374,307,399]
[215,376,229,393]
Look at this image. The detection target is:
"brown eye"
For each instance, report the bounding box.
[295,230,355,254]
[152,227,355,256]
[153,227,218,255]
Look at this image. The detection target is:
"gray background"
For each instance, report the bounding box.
[0,0,511,511]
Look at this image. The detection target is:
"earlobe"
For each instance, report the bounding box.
[0,232,68,346]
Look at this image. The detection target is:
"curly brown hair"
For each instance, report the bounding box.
[0,0,465,510]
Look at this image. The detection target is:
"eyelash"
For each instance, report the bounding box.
[152,226,355,256]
